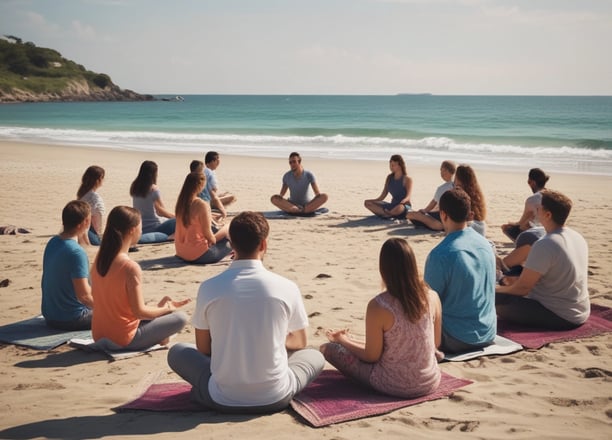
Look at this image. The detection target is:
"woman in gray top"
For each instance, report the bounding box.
[130,160,176,243]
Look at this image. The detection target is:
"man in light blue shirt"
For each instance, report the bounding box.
[424,189,496,354]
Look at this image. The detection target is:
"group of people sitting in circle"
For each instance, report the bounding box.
[39,150,590,413]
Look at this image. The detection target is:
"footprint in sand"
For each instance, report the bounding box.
[574,367,612,378]
[427,417,480,432]
[586,345,601,356]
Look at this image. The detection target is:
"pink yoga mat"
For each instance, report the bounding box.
[497,303,612,349]
[115,370,473,427]
[290,370,472,427]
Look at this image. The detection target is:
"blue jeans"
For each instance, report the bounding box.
[183,238,232,265]
[139,218,177,244]
[88,227,101,246]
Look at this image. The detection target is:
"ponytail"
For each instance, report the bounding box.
[96,206,140,276]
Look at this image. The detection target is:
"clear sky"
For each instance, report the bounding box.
[2,0,611,95]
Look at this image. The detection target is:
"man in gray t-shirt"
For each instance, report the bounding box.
[496,189,590,329]
[270,152,328,215]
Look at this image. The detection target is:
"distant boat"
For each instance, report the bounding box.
[396,93,432,96]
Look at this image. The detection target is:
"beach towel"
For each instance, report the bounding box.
[497,303,612,349]
[0,315,91,350]
[69,337,167,361]
[290,370,473,427]
[263,207,329,219]
[443,335,523,362]
[114,369,472,426]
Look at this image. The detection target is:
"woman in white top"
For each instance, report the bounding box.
[77,165,105,246]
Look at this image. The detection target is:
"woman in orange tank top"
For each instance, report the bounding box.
[91,206,190,350]
[174,172,232,264]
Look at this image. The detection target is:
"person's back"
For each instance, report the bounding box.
[91,254,140,346]
[526,227,589,324]
[132,188,162,232]
[174,204,209,262]
[369,292,440,397]
[168,211,324,413]
[199,260,305,405]
[41,236,90,322]
[41,200,93,330]
[426,227,496,346]
[424,189,496,353]
[524,191,543,228]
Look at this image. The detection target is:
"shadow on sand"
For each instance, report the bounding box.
[13,348,109,368]
[328,215,442,237]
[0,410,260,439]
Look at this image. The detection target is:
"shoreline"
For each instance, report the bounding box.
[2,139,612,177]
[0,141,611,438]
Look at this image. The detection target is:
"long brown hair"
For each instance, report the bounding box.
[175,172,206,227]
[96,206,141,277]
[455,164,486,221]
[387,154,407,183]
[77,166,105,199]
[378,238,429,322]
[129,161,158,198]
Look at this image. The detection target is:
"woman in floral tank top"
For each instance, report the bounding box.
[320,238,442,398]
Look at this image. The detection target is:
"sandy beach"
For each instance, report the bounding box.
[0,141,610,439]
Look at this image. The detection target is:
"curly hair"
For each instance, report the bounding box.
[455,165,486,221]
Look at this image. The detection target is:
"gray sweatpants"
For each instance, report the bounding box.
[167,342,325,414]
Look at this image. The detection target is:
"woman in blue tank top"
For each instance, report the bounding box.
[364,155,413,219]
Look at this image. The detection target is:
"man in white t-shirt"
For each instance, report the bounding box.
[496,168,550,274]
[168,211,324,413]
[406,160,455,231]
[501,168,550,242]
[496,189,590,329]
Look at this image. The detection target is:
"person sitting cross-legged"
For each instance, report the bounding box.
[168,211,325,414]
[496,189,590,330]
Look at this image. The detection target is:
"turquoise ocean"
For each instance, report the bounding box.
[1,95,611,175]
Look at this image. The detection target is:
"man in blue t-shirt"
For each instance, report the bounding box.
[424,189,496,354]
[270,152,328,215]
[41,200,94,330]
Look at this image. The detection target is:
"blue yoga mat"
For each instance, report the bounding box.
[0,315,91,350]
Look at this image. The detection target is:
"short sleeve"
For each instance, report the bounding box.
[525,239,555,275]
[91,192,105,216]
[69,247,90,280]
[306,170,316,184]
[424,252,446,301]
[192,285,210,330]
[287,283,309,333]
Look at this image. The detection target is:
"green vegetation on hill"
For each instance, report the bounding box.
[0,35,151,102]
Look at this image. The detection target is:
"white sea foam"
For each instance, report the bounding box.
[1,126,611,175]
